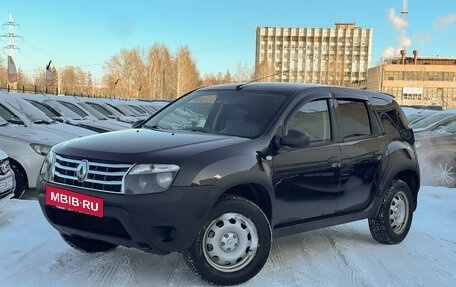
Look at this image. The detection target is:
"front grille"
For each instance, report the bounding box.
[47,207,131,239]
[53,154,133,193]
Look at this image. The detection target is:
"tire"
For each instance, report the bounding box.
[182,195,272,286]
[368,180,413,244]
[60,233,118,253]
[11,163,26,199]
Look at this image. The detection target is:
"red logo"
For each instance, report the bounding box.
[45,185,104,217]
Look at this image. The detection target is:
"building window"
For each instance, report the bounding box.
[404,71,422,81]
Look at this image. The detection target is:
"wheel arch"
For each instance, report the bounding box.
[213,170,274,223]
[8,157,29,188]
[393,170,419,211]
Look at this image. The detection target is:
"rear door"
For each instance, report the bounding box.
[332,89,386,213]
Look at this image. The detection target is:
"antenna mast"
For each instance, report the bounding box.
[401,0,408,52]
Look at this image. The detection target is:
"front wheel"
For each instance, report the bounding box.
[60,233,118,253]
[11,163,26,199]
[368,180,413,244]
[182,195,272,286]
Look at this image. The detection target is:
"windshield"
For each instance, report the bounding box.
[3,97,54,123]
[143,90,287,138]
[44,100,85,120]
[76,102,109,120]
[410,113,454,129]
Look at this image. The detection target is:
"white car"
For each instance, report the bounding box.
[0,116,81,198]
[15,94,125,133]
[0,94,97,138]
[0,149,15,201]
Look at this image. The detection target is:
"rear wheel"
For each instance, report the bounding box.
[182,195,271,286]
[60,233,117,253]
[431,155,456,187]
[368,180,413,244]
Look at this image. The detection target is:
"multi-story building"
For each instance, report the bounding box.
[367,50,456,108]
[255,23,373,85]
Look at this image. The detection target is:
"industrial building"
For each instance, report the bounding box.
[367,50,456,108]
[255,23,373,85]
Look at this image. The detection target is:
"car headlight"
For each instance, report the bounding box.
[40,150,56,182]
[30,143,52,156]
[123,164,180,194]
[0,158,10,174]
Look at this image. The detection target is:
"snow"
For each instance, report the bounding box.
[1,186,455,287]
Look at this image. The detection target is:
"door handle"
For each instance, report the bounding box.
[327,157,341,168]
[373,150,383,159]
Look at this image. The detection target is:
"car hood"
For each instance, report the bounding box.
[0,125,69,146]
[53,128,250,163]
[32,122,97,137]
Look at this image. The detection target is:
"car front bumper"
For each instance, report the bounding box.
[37,179,221,254]
[0,170,15,201]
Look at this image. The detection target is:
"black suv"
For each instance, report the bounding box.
[37,83,420,285]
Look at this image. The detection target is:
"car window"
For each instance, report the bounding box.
[337,100,372,139]
[144,91,287,138]
[288,99,331,143]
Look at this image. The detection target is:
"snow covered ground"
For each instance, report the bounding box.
[1,186,455,287]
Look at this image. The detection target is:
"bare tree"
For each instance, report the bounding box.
[173,46,200,98]
[254,60,274,82]
[233,62,254,82]
[103,48,145,98]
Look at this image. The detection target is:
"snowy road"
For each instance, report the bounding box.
[1,186,455,287]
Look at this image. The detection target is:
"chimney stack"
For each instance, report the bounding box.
[413,50,418,65]
[400,49,406,65]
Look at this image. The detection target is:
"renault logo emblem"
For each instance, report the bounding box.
[76,160,89,182]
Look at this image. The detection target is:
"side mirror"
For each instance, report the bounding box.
[281,129,310,148]
[131,119,145,128]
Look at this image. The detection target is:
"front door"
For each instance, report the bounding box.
[272,99,341,227]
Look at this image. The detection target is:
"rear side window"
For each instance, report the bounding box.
[337,100,372,139]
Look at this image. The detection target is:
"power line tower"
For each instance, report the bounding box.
[1,13,23,58]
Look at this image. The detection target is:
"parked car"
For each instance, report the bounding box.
[80,98,138,123]
[409,109,456,133]
[0,149,15,201]
[48,96,131,130]
[401,107,437,125]
[415,120,456,187]
[14,93,126,133]
[0,93,97,138]
[0,115,72,198]
[37,83,420,285]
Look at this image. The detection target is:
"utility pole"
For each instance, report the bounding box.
[1,14,23,90]
[1,14,23,58]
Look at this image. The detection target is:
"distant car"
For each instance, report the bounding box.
[47,96,131,130]
[409,110,456,133]
[415,121,456,187]
[0,149,15,201]
[0,115,80,198]
[15,93,126,133]
[0,94,97,138]
[401,107,437,125]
